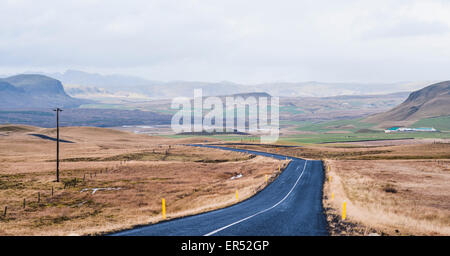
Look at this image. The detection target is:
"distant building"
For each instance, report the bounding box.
[384,127,437,133]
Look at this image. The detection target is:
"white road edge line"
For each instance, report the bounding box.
[204,159,308,236]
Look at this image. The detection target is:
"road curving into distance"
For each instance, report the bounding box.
[110,144,329,236]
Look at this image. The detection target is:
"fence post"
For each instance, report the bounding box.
[342,201,347,220]
[162,198,166,219]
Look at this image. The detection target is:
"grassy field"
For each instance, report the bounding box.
[164,131,450,145]
[292,116,450,135]
[0,125,286,235]
[324,159,450,235]
[222,141,450,160]
[294,118,376,133]
[227,141,450,235]
[412,116,450,132]
[279,106,305,114]
[162,115,450,144]
[2,119,448,236]
[280,132,450,144]
[164,134,262,142]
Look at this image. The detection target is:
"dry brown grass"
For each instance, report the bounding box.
[224,141,450,160]
[0,125,285,235]
[227,141,450,236]
[323,159,450,236]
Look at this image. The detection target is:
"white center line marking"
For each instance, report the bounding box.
[204,159,308,236]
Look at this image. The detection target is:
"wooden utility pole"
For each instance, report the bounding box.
[53,108,63,182]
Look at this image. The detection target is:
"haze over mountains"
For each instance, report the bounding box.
[1,71,448,130]
[366,81,450,124]
[0,74,86,109]
[0,74,170,127]
[33,70,432,99]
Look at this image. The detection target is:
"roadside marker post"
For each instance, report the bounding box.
[236,190,239,201]
[331,193,334,200]
[342,201,347,220]
[162,198,166,219]
[265,175,268,183]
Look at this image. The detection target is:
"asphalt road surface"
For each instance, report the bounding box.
[111,145,329,236]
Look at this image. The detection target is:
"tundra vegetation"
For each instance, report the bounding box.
[0,125,285,235]
[226,140,450,235]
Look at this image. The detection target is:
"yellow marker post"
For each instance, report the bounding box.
[329,175,331,183]
[265,175,268,183]
[331,193,334,200]
[162,198,166,219]
[236,190,239,201]
[279,165,281,172]
[342,201,347,220]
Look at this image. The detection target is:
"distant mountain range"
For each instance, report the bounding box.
[0,74,87,109]
[0,74,171,127]
[1,71,446,129]
[31,70,433,99]
[365,81,450,125]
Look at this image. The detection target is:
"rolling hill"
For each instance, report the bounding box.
[365,81,450,126]
[0,74,87,108]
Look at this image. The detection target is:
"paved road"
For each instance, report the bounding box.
[111,145,329,236]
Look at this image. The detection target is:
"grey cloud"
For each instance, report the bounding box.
[0,0,449,83]
[363,20,450,39]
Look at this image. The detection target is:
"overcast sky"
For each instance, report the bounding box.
[0,0,449,83]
